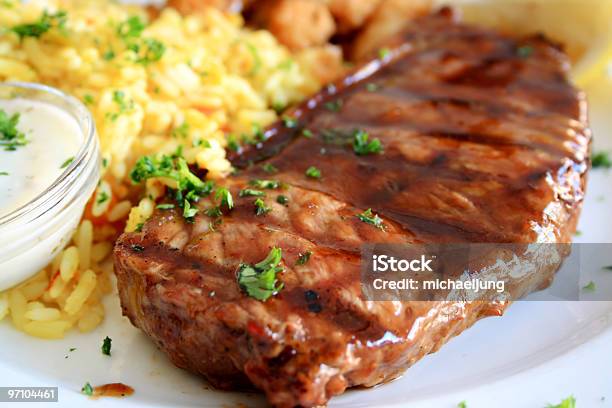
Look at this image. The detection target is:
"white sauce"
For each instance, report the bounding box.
[0,98,81,218]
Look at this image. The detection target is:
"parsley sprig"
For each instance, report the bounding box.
[296,251,312,265]
[106,90,134,121]
[324,99,343,112]
[116,16,145,39]
[116,16,165,65]
[276,195,289,205]
[583,281,596,292]
[353,129,382,155]
[250,179,281,189]
[239,188,265,197]
[129,151,214,222]
[11,10,67,39]
[545,396,576,408]
[0,109,28,151]
[237,247,284,301]
[592,151,611,169]
[262,163,278,173]
[129,38,166,65]
[81,382,94,396]
[254,198,271,215]
[305,166,321,179]
[357,208,385,230]
[101,336,112,356]
[215,187,234,210]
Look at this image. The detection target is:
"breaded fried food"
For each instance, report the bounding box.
[251,0,336,50]
[328,0,385,34]
[328,0,382,34]
[351,0,432,61]
[166,0,433,59]
[166,0,253,14]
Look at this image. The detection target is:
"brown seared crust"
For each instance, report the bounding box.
[114,9,590,408]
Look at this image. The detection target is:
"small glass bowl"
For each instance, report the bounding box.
[0,82,100,291]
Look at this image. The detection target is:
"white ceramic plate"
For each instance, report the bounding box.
[2,86,612,408]
[2,20,612,408]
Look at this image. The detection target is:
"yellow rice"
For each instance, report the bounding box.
[0,0,325,338]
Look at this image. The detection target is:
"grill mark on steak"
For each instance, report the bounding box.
[114,8,591,408]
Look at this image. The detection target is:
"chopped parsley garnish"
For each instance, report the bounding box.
[282,116,298,128]
[135,223,144,232]
[0,109,28,151]
[296,251,312,265]
[517,45,534,58]
[457,402,467,408]
[182,200,198,220]
[237,247,284,301]
[276,195,289,205]
[96,191,109,205]
[11,10,67,39]
[156,203,175,210]
[116,16,165,65]
[60,156,74,169]
[262,163,278,173]
[324,99,343,112]
[250,179,280,189]
[366,83,379,92]
[305,166,321,179]
[131,244,144,252]
[116,16,145,40]
[215,187,234,210]
[302,129,313,138]
[592,151,611,169]
[245,42,262,76]
[130,38,166,65]
[251,123,265,141]
[583,281,596,292]
[227,134,241,152]
[101,336,112,356]
[378,47,391,59]
[239,188,265,197]
[69,347,76,352]
[603,265,612,271]
[81,382,94,396]
[106,90,134,121]
[83,94,95,105]
[546,396,576,408]
[129,151,215,221]
[272,101,286,113]
[205,206,222,217]
[192,138,211,148]
[353,129,382,155]
[357,208,384,230]
[171,122,189,139]
[0,171,8,176]
[254,198,271,216]
[102,50,115,61]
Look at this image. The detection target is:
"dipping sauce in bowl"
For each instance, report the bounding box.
[0,83,100,291]
[0,99,82,217]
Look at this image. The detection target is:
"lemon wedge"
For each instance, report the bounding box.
[443,0,612,87]
[572,38,612,88]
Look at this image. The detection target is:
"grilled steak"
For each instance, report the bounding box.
[113,8,590,408]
